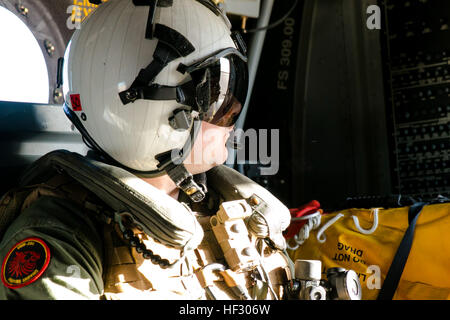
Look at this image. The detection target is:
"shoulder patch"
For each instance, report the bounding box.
[1,237,51,289]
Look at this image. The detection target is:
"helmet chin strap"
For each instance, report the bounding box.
[155,119,206,202]
[165,163,206,202]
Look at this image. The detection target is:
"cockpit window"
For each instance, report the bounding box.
[0,6,50,104]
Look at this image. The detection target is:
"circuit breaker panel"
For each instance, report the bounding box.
[383,0,450,199]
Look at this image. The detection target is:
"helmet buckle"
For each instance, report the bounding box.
[169,109,193,131]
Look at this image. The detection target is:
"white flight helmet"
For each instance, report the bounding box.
[62,0,249,201]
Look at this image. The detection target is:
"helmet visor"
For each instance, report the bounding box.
[192,53,248,127]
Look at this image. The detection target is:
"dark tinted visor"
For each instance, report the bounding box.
[191,53,248,127]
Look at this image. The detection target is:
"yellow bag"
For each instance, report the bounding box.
[287,202,450,300]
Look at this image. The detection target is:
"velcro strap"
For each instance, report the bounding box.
[132,0,175,39]
[154,24,195,57]
[119,41,180,105]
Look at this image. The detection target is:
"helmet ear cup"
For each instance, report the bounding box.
[62,0,242,173]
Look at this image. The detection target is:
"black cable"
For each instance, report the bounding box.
[242,0,299,34]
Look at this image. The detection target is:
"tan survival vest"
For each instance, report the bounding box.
[0,150,293,300]
[101,204,291,300]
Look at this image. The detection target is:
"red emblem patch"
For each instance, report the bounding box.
[70,94,82,111]
[1,238,51,289]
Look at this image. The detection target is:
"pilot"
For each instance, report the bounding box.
[0,0,292,300]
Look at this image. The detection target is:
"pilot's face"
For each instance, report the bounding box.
[183,121,233,175]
